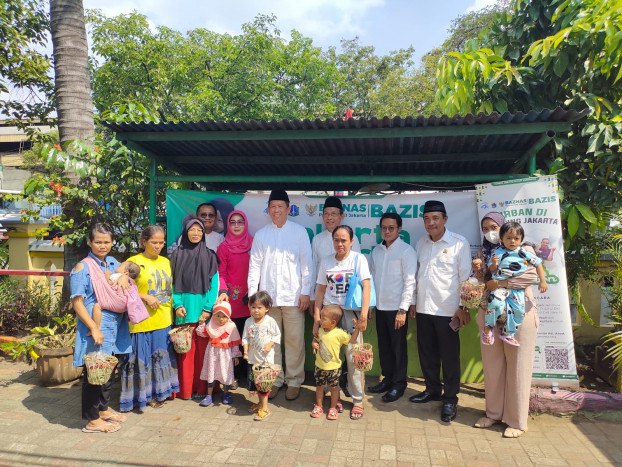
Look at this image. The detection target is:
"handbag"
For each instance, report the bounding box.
[344,253,376,310]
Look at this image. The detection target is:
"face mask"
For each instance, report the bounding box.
[484,230,500,244]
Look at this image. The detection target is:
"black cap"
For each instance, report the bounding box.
[268,189,290,205]
[323,196,343,211]
[423,200,446,215]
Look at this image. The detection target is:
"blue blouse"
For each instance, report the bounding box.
[70,252,132,366]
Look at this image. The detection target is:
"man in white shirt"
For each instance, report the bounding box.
[409,200,471,423]
[310,196,360,312]
[248,189,313,401]
[368,213,417,403]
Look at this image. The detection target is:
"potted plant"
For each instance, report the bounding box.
[0,279,82,385]
[594,226,622,391]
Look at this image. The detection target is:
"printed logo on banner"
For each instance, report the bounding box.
[305,204,318,216]
[290,205,299,217]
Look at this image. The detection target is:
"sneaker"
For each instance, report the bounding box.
[285,386,300,401]
[199,395,213,407]
[221,392,233,405]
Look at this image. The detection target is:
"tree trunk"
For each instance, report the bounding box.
[49,0,93,308]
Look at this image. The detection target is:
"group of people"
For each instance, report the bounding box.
[70,189,543,439]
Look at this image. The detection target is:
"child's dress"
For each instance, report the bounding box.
[486,246,541,336]
[197,318,242,386]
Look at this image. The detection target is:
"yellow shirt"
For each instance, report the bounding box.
[315,327,351,370]
[127,253,173,333]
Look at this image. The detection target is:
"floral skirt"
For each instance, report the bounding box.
[120,326,179,412]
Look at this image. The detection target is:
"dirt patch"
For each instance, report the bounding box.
[576,344,615,392]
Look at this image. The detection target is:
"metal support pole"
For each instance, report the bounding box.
[149,158,157,225]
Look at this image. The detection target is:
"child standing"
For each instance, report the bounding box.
[196,301,242,406]
[311,305,360,420]
[485,221,548,346]
[241,291,281,421]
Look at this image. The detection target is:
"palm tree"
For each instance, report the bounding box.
[49,0,93,304]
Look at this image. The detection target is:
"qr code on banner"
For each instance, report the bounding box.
[545,347,570,370]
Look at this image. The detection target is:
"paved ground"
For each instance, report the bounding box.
[1,359,621,467]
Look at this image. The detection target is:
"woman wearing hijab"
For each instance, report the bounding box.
[216,210,253,384]
[472,212,540,438]
[171,215,221,400]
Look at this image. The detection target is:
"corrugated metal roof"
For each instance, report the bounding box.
[104,108,587,192]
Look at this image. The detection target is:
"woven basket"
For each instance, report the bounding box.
[459,280,486,310]
[169,325,194,354]
[352,343,373,372]
[84,352,118,385]
[252,362,281,393]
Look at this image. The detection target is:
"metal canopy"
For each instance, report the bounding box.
[103,107,587,223]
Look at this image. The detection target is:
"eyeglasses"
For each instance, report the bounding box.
[229,220,245,226]
[322,212,341,218]
[381,226,398,232]
[199,213,216,219]
[188,227,204,234]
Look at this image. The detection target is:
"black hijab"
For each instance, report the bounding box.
[171,215,219,294]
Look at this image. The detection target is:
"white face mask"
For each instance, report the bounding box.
[484,230,500,244]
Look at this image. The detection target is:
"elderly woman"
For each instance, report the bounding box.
[170,215,222,400]
[472,212,539,438]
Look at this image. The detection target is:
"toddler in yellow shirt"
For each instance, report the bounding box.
[311,304,361,420]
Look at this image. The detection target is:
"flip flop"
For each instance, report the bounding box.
[101,410,127,423]
[350,404,364,420]
[480,328,494,346]
[82,421,121,433]
[499,334,520,347]
[503,426,527,438]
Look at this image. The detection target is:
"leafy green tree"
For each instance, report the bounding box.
[88,12,339,121]
[0,0,54,129]
[435,0,622,290]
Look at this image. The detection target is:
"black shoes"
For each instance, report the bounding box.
[381,387,405,403]
[408,391,442,403]
[368,379,393,394]
[441,402,457,422]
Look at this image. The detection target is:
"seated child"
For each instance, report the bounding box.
[91,260,147,332]
[485,221,548,346]
[310,304,361,421]
[241,291,281,421]
[196,301,241,407]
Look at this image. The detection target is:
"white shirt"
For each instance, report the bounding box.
[248,220,313,306]
[316,250,371,307]
[205,231,224,251]
[414,229,472,317]
[311,229,360,299]
[370,238,417,311]
[241,315,281,365]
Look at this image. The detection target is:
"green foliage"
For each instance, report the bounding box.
[0,278,61,335]
[436,0,622,287]
[601,229,622,371]
[0,0,55,129]
[88,12,339,121]
[10,104,171,253]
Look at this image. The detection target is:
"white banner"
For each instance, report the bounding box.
[475,176,579,385]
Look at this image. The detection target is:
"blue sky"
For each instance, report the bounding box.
[83,0,497,64]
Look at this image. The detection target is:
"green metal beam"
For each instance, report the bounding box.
[149,157,156,224]
[154,174,529,183]
[511,130,556,175]
[119,122,572,143]
[169,151,521,165]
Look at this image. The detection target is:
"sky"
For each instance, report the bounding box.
[82,0,499,64]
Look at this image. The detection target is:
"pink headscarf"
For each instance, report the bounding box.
[223,210,253,254]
